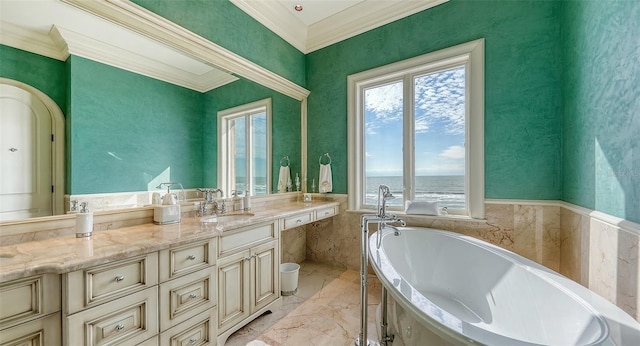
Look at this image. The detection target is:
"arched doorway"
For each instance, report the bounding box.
[0,78,65,221]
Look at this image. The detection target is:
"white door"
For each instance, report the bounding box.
[0,84,52,221]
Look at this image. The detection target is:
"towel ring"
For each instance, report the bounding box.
[319,152,331,165]
[280,156,290,167]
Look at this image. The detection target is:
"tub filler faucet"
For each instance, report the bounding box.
[356,184,405,346]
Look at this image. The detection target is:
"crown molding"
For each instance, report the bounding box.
[231,0,308,53]
[0,22,67,61]
[307,0,449,53]
[61,0,309,101]
[230,0,449,54]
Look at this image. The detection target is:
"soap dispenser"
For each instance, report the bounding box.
[76,202,93,238]
[232,190,244,211]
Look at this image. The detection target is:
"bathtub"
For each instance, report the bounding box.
[369,227,640,346]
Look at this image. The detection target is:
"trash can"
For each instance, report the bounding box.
[280,262,300,296]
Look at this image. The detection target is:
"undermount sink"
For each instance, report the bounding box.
[200,213,255,223]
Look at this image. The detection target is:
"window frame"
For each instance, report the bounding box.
[217,98,272,197]
[347,39,484,218]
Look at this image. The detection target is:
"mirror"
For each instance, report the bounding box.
[0,0,307,222]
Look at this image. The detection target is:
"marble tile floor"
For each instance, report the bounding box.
[226,261,382,346]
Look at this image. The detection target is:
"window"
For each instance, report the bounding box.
[218,98,271,197]
[348,39,484,218]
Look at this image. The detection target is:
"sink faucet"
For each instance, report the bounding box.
[196,188,226,216]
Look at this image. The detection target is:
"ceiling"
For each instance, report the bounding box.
[230,0,448,53]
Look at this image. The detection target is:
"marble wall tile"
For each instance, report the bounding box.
[587,218,639,320]
[560,207,584,283]
[282,226,306,264]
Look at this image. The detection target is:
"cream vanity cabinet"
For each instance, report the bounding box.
[158,239,217,346]
[0,273,62,345]
[63,253,159,346]
[217,222,280,344]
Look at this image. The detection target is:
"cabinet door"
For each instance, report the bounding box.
[217,250,249,334]
[250,240,279,313]
[0,312,61,346]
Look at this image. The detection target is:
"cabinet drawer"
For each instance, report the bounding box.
[283,211,313,230]
[315,206,338,220]
[159,268,216,332]
[0,274,60,329]
[65,253,158,314]
[159,240,216,282]
[159,308,217,346]
[219,223,276,257]
[0,312,61,346]
[66,287,158,346]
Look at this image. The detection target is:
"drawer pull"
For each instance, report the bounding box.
[187,255,197,260]
[189,293,197,299]
[296,219,302,223]
[114,275,125,282]
[189,337,198,344]
[115,323,125,332]
[244,257,251,261]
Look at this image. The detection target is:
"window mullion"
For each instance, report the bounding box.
[246,113,252,195]
[403,74,414,205]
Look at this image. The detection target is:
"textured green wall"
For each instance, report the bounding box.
[203,78,301,191]
[0,45,67,112]
[562,1,640,223]
[68,56,204,194]
[131,0,306,87]
[306,0,563,198]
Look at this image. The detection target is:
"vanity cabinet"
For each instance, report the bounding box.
[63,254,159,346]
[217,222,280,343]
[0,273,61,345]
[158,239,217,341]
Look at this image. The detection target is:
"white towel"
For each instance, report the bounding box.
[278,166,291,193]
[405,200,439,215]
[319,163,332,193]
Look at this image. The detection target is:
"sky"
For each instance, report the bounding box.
[364,65,466,177]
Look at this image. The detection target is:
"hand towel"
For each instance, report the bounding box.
[278,166,291,193]
[319,163,333,193]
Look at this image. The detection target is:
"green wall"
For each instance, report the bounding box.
[306,0,563,198]
[67,56,204,194]
[203,78,301,192]
[0,45,67,112]
[131,0,306,87]
[561,1,640,223]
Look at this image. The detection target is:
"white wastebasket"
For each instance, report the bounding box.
[280,262,300,296]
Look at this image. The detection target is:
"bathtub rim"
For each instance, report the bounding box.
[368,227,640,346]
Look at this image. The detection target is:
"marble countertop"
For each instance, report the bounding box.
[0,201,339,282]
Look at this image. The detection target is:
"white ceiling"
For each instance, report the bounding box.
[231,0,449,53]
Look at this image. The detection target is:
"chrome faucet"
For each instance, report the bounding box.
[196,188,225,216]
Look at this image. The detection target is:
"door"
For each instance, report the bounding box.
[251,240,278,313]
[0,84,52,221]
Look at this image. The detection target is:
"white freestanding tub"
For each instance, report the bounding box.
[369,227,640,346]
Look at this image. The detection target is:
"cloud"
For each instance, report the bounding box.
[364,66,466,135]
[439,145,465,159]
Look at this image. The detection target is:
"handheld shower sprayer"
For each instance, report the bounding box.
[377,184,394,218]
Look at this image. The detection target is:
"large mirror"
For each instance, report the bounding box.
[0,0,308,222]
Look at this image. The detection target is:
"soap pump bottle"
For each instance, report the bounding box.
[243,191,251,211]
[76,202,93,238]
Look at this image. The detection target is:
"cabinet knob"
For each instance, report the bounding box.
[187,255,197,260]
[115,275,125,282]
[115,323,125,332]
[189,293,197,299]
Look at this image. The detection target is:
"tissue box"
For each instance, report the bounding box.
[154,205,181,224]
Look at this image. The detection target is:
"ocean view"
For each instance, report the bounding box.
[365,176,465,209]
